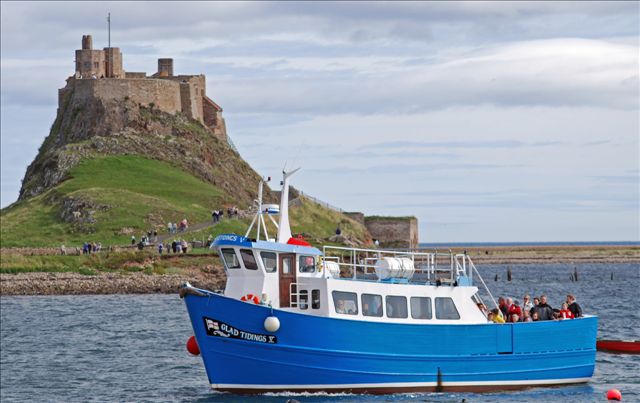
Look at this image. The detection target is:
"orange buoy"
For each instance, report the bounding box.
[186,335,200,356]
[240,293,260,304]
[607,389,622,401]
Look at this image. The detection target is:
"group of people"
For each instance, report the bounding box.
[131,231,157,249]
[157,239,189,254]
[81,242,102,254]
[167,219,189,234]
[483,294,583,323]
[212,206,239,223]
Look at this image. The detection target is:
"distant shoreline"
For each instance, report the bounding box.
[1,244,638,296]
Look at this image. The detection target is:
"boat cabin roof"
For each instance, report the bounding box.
[212,234,322,255]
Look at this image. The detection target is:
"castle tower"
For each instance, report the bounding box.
[75,35,105,79]
[81,35,92,50]
[104,47,124,78]
[157,58,174,77]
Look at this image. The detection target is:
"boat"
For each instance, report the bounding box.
[597,340,640,354]
[180,170,598,394]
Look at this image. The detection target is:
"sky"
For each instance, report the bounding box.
[1,1,638,242]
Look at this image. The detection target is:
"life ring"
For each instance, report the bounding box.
[240,294,260,304]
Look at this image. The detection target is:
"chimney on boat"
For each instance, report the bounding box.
[276,168,299,243]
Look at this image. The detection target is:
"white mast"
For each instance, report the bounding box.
[276,168,299,243]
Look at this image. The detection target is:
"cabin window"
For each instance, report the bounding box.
[386,296,408,318]
[220,248,240,269]
[361,294,383,317]
[299,290,309,310]
[239,249,258,270]
[282,257,292,274]
[435,297,460,320]
[332,291,358,315]
[411,297,432,319]
[260,252,277,273]
[312,289,320,309]
[299,255,316,273]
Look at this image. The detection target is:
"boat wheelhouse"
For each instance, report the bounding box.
[181,170,597,394]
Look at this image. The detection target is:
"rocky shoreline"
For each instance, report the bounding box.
[0,268,226,296]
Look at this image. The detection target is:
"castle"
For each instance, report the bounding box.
[58,35,227,140]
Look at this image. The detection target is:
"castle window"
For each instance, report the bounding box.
[84,62,90,69]
[94,62,99,69]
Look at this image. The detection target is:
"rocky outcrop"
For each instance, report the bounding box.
[18,93,268,207]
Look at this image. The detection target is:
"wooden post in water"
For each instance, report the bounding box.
[507,266,512,282]
[611,272,614,281]
[494,274,499,282]
[573,267,579,282]
[436,367,443,392]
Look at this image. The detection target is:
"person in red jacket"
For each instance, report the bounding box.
[508,299,523,320]
[559,302,574,319]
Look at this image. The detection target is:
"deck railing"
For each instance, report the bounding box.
[321,245,499,310]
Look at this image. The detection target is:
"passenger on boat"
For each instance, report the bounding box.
[476,302,488,317]
[522,310,532,322]
[559,302,574,319]
[508,299,522,319]
[490,308,505,323]
[498,297,509,318]
[531,311,540,321]
[523,295,534,312]
[509,314,520,323]
[532,295,554,321]
[566,294,583,318]
[336,300,346,314]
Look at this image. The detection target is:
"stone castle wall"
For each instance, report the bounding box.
[364,216,419,249]
[70,78,182,115]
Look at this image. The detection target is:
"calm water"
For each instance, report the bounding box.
[1,263,639,402]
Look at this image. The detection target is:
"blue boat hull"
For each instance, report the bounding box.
[183,291,597,393]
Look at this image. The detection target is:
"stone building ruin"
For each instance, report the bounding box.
[59,34,227,140]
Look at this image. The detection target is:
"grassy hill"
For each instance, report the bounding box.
[1,155,369,248]
[1,155,226,247]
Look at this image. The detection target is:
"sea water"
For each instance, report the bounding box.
[1,263,639,402]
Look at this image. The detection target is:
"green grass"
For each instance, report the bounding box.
[1,156,372,249]
[289,196,370,244]
[1,155,225,247]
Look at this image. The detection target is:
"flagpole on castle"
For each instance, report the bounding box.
[107,13,111,49]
